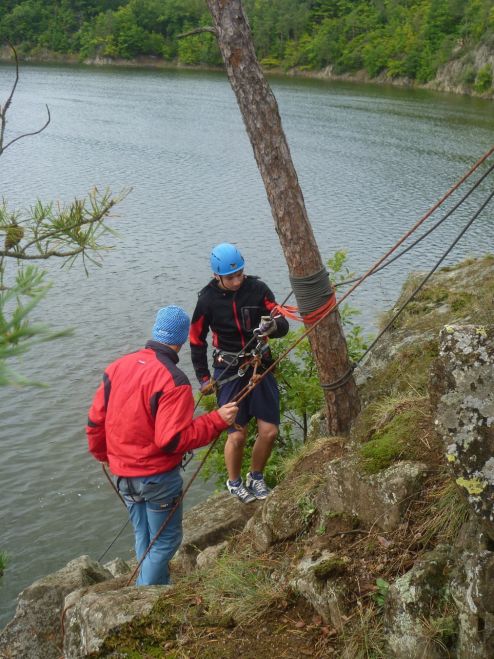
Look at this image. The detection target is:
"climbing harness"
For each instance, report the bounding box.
[99,144,494,584]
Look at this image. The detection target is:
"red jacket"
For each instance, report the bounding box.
[86,341,228,477]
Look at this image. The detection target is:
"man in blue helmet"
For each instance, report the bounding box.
[190,243,289,503]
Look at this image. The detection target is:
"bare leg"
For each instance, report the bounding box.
[224,427,248,481]
[251,419,278,473]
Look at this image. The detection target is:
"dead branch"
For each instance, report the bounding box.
[0,42,19,147]
[0,42,51,155]
[177,27,217,39]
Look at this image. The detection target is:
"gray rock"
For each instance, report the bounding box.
[0,555,112,659]
[290,550,350,627]
[103,557,132,577]
[450,550,494,658]
[241,513,273,552]
[196,541,228,569]
[385,546,454,659]
[63,584,166,658]
[173,491,261,572]
[432,324,494,536]
[261,475,316,542]
[315,456,428,532]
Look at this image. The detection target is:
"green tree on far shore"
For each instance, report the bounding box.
[0,0,493,89]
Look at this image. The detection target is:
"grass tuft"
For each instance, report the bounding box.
[415,477,470,547]
[199,552,285,626]
[339,603,386,658]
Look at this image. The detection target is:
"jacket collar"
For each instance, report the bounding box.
[145,341,180,363]
[207,275,253,295]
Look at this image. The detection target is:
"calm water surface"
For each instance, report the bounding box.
[0,64,493,624]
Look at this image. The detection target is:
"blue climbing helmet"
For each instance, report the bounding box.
[210,243,245,276]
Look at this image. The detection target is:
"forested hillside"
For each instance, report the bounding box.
[1,0,493,91]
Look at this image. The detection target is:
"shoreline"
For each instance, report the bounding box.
[1,50,492,100]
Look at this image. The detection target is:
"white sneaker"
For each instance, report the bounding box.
[245,472,271,500]
[226,479,256,503]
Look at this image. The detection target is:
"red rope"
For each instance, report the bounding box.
[233,143,494,403]
[272,291,337,324]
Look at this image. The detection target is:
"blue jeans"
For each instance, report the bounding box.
[115,467,183,585]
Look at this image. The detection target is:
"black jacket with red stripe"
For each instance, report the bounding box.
[86,341,228,476]
[190,276,289,382]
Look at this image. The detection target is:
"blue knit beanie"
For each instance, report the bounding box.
[152,306,190,345]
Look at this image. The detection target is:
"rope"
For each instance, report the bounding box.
[101,463,126,506]
[124,436,222,586]
[320,363,356,390]
[356,186,494,365]
[289,268,332,313]
[274,144,494,316]
[335,157,494,289]
[100,144,494,581]
[231,145,494,404]
[97,518,131,563]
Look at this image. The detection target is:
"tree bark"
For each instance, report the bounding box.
[205,0,360,433]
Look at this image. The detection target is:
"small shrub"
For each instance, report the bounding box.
[460,64,476,86]
[0,551,7,577]
[298,495,317,525]
[374,578,390,607]
[260,56,281,68]
[339,603,386,657]
[474,64,493,93]
[420,612,458,655]
[415,478,470,547]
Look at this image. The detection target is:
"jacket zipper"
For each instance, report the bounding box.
[232,297,246,348]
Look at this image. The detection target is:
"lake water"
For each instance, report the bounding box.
[0,63,493,626]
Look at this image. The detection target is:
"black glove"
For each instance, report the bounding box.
[199,377,215,395]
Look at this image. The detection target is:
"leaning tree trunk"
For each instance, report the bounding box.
[206,0,360,433]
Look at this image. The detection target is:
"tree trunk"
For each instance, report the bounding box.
[205,0,360,433]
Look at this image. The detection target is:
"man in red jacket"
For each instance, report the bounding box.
[86,305,238,585]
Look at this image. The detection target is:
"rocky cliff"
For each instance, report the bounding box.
[310,44,494,99]
[1,255,493,658]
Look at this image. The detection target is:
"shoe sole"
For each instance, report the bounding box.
[226,486,256,503]
[246,482,271,500]
[233,493,256,503]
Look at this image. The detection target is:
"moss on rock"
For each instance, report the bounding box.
[311,557,348,580]
[359,410,419,474]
